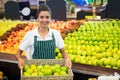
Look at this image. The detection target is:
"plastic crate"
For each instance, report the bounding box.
[21,59,73,80]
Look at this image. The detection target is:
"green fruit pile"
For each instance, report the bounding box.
[22,64,68,76]
[57,20,120,70]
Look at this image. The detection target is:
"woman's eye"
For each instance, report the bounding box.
[40,16,50,19]
[46,16,49,19]
[40,16,44,19]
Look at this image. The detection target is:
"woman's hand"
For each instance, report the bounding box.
[59,48,72,69]
[65,58,72,69]
[18,59,24,69]
[16,49,24,69]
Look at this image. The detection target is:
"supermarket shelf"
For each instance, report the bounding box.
[72,63,120,76]
[0,53,26,62]
[0,53,120,77]
[0,53,25,80]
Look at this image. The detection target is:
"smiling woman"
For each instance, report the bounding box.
[16,4,72,69]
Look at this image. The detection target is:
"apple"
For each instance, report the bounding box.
[103,58,110,66]
[54,64,61,69]
[57,53,63,58]
[97,59,103,66]
[61,66,67,72]
[60,71,67,75]
[44,64,50,69]
[37,65,43,71]
[31,72,38,76]
[38,72,44,76]
[23,64,30,71]
[110,58,117,67]
[26,68,33,75]
[69,54,75,62]
[117,60,120,69]
[55,68,61,74]
[43,69,52,76]
[53,72,59,76]
[105,65,111,68]
[23,72,30,76]
[105,52,112,58]
[30,64,37,70]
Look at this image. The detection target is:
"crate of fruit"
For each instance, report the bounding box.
[21,59,73,80]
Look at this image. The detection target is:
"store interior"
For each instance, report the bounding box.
[0,0,120,80]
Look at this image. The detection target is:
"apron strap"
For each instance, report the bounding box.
[52,32,56,47]
[34,36,37,47]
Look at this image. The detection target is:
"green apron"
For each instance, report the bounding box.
[32,33,56,59]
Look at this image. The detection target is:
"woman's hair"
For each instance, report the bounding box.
[36,4,52,18]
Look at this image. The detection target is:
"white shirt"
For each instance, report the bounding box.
[19,27,64,59]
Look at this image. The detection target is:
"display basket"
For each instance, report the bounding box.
[21,59,73,80]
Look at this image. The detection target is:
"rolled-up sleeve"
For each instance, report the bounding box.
[19,31,32,51]
[54,30,64,49]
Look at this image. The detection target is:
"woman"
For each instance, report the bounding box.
[15,4,72,69]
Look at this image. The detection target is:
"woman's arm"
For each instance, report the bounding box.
[59,48,72,68]
[15,49,24,69]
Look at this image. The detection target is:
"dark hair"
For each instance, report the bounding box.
[36,4,52,18]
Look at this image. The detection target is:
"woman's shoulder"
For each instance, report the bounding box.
[50,29,60,34]
[26,27,38,35]
[26,30,34,35]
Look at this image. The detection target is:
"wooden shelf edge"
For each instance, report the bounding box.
[72,63,120,76]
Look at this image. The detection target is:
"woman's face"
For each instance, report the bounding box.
[37,11,51,28]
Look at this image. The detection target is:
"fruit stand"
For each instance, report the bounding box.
[0,19,120,80]
[0,53,120,80]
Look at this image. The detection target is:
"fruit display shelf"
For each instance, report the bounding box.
[72,63,120,76]
[1,19,120,80]
[0,53,120,80]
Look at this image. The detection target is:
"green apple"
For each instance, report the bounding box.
[113,53,119,60]
[23,64,30,71]
[57,52,62,58]
[23,72,30,76]
[60,71,67,75]
[105,52,112,58]
[91,59,97,66]
[53,72,59,76]
[61,66,67,72]
[103,58,110,66]
[43,69,52,76]
[44,64,50,69]
[38,72,44,76]
[117,60,120,68]
[97,59,103,66]
[37,65,43,71]
[112,67,118,70]
[26,68,33,74]
[54,64,61,69]
[30,64,37,70]
[51,66,56,73]
[55,48,60,53]
[55,68,61,74]
[69,54,75,62]
[110,59,116,67]
[31,72,38,76]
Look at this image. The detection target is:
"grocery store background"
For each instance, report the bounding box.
[0,0,120,20]
[0,0,120,80]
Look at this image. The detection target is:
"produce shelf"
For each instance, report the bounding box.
[72,63,120,76]
[0,53,26,62]
[0,53,120,80]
